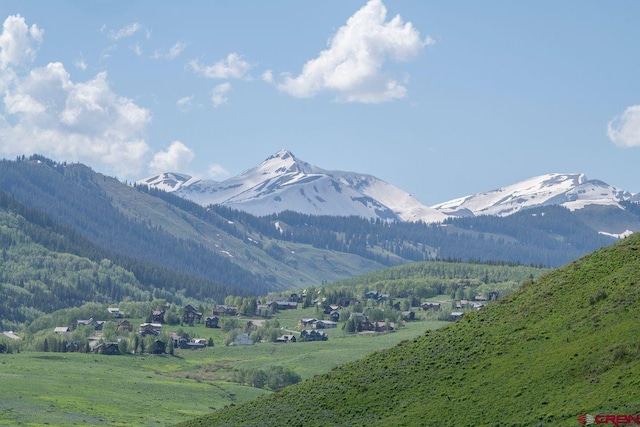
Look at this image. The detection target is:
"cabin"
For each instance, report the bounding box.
[420,302,441,311]
[329,310,340,322]
[402,311,416,321]
[299,330,327,342]
[183,304,203,324]
[107,307,122,318]
[94,342,119,355]
[149,339,166,354]
[276,334,296,343]
[117,320,133,332]
[314,320,338,329]
[140,323,162,336]
[300,318,318,327]
[205,316,219,328]
[212,305,237,316]
[450,312,464,322]
[54,326,70,334]
[323,304,342,314]
[273,300,298,311]
[77,318,105,330]
[152,310,165,323]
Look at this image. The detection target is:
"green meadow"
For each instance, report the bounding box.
[0,312,447,426]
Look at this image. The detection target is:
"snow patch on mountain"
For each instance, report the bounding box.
[432,173,632,217]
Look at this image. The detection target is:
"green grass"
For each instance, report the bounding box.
[177,233,640,427]
[0,317,443,426]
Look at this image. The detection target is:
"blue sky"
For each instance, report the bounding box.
[0,0,638,205]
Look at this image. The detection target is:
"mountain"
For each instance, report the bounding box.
[141,152,638,238]
[140,149,448,223]
[432,172,633,217]
[179,232,640,427]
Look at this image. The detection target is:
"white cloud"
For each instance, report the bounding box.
[176,95,194,112]
[0,59,152,177]
[608,105,640,148]
[262,69,274,84]
[74,58,87,70]
[211,82,231,108]
[148,140,195,173]
[153,41,186,60]
[277,0,429,103]
[108,22,142,41]
[131,42,142,56]
[189,53,252,79]
[0,14,44,70]
[207,164,230,179]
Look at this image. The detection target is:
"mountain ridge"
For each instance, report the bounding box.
[140,150,637,231]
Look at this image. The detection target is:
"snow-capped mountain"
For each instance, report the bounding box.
[431,173,633,217]
[139,149,448,223]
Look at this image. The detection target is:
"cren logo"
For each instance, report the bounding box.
[578,414,596,425]
[578,414,640,426]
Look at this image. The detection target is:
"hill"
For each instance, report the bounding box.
[180,232,640,426]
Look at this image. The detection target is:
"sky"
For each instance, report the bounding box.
[0,0,638,206]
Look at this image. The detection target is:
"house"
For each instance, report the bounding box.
[149,339,166,354]
[323,304,342,314]
[402,311,416,321]
[183,304,203,324]
[212,305,237,316]
[300,318,318,327]
[117,320,132,332]
[107,307,122,318]
[450,312,464,322]
[420,302,441,311]
[140,323,162,336]
[273,300,298,310]
[2,331,21,340]
[205,316,219,328]
[314,320,338,329]
[299,330,328,342]
[94,342,119,355]
[364,291,380,300]
[54,326,70,335]
[152,310,165,323]
[329,310,340,322]
[232,333,254,346]
[276,334,296,343]
[361,321,395,332]
[170,333,188,348]
[77,318,105,330]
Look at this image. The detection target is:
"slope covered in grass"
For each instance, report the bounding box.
[180,233,640,426]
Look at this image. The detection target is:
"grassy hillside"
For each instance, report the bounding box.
[180,233,640,426]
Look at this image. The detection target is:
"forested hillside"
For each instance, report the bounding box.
[0,189,251,328]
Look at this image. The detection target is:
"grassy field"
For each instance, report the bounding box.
[0,312,448,426]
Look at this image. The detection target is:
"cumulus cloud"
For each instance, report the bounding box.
[148,141,195,173]
[211,82,231,108]
[277,0,430,103]
[0,16,153,177]
[153,41,186,60]
[608,105,640,148]
[0,14,43,70]
[0,62,152,176]
[189,53,252,79]
[207,163,230,179]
